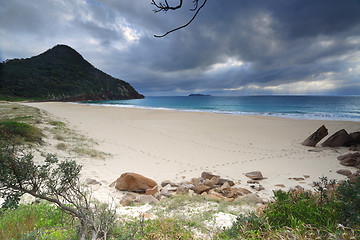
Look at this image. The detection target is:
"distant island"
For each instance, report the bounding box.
[0,44,144,101]
[188,94,211,97]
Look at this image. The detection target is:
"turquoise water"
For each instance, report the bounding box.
[83,96,360,122]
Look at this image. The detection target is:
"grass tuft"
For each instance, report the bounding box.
[0,204,76,240]
[56,142,67,150]
[49,120,66,129]
[0,120,43,144]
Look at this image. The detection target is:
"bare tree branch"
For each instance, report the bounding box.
[152,0,183,12]
[153,0,208,38]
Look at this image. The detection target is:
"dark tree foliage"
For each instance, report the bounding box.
[0,136,116,240]
[152,0,208,37]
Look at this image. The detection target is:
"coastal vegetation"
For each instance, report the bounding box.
[0,129,117,239]
[0,102,359,239]
[0,45,144,101]
[0,120,43,145]
[0,102,106,159]
[0,180,359,239]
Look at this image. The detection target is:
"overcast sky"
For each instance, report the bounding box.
[1,0,360,96]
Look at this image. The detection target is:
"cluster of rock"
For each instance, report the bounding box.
[302,125,360,182]
[110,172,265,206]
[337,152,360,181]
[301,125,360,148]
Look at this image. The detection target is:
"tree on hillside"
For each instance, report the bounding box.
[152,0,208,37]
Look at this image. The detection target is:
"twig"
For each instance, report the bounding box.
[154,0,208,38]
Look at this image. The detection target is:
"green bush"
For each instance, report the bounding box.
[336,177,360,227]
[265,190,338,231]
[0,120,43,144]
[217,177,360,239]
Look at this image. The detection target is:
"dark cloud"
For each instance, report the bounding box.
[1,0,359,96]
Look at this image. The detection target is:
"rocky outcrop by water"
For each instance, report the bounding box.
[302,126,360,182]
[301,125,328,147]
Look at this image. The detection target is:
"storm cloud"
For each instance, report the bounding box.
[1,0,359,96]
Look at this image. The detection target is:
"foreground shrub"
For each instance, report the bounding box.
[265,190,338,232]
[217,177,360,239]
[0,138,116,240]
[336,177,360,227]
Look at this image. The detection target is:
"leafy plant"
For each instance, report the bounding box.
[313,176,337,204]
[336,177,360,227]
[265,190,338,232]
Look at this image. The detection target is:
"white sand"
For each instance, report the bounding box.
[24,102,359,201]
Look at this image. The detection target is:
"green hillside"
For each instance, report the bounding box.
[0,45,144,101]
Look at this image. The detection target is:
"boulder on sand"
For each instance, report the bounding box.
[201,171,235,186]
[226,187,252,198]
[137,195,159,204]
[161,180,178,187]
[146,185,159,196]
[321,129,349,147]
[348,170,360,182]
[86,178,102,185]
[301,125,328,147]
[201,172,220,180]
[336,169,352,176]
[120,193,136,206]
[348,132,360,147]
[204,192,235,202]
[109,172,157,193]
[244,171,264,180]
[204,176,220,187]
[218,178,235,186]
[337,152,360,168]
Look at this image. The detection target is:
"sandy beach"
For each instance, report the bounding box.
[23,102,359,201]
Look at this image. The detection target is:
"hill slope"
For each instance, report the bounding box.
[0,45,144,101]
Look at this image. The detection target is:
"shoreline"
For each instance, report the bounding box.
[77,95,360,123]
[73,102,360,123]
[22,102,359,201]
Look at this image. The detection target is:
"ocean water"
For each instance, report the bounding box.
[84,96,360,122]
